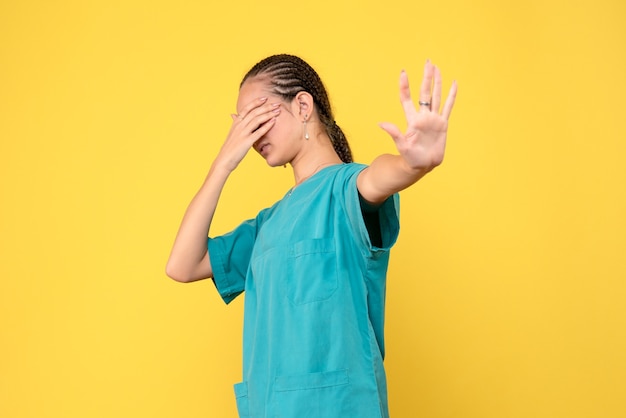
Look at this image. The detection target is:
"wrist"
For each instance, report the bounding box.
[206,159,236,183]
[210,154,239,175]
[398,155,430,178]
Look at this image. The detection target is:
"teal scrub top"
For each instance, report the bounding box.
[208,163,400,418]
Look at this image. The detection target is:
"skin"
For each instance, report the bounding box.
[166,60,457,282]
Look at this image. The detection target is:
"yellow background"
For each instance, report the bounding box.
[1,0,625,417]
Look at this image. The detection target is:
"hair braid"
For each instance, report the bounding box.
[241,54,353,163]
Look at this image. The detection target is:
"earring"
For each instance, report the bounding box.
[303,114,309,140]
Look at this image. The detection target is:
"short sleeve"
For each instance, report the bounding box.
[338,164,400,254]
[208,210,267,304]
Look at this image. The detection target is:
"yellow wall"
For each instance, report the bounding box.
[1,1,625,417]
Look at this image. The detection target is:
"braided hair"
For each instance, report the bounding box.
[241,54,353,163]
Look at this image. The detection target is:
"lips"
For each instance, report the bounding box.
[257,142,270,155]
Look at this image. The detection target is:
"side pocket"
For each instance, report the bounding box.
[233,381,249,417]
[274,369,349,392]
[272,370,350,416]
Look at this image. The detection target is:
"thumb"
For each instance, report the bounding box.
[378,122,403,144]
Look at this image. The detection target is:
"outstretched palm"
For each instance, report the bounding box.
[380,61,457,171]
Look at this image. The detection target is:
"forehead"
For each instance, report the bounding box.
[236,77,274,112]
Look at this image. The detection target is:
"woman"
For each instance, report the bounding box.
[167,54,457,417]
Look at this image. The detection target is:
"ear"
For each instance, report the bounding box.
[293,91,314,121]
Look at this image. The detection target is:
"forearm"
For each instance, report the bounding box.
[165,95,282,282]
[363,60,456,204]
[357,153,433,205]
[166,162,232,282]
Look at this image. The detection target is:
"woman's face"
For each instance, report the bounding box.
[236,78,303,167]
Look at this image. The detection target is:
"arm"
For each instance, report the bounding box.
[165,97,280,282]
[357,60,457,204]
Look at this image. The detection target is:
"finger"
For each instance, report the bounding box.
[378,122,403,145]
[418,60,434,111]
[431,65,442,113]
[237,96,268,120]
[245,103,281,132]
[231,114,239,121]
[441,81,458,121]
[248,116,277,142]
[399,70,416,118]
[244,101,280,122]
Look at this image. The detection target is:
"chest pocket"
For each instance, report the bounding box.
[286,239,338,305]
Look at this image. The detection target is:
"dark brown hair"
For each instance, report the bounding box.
[241,54,353,163]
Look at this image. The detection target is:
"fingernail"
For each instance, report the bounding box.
[272,103,281,108]
[260,97,268,102]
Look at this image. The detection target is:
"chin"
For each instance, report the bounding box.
[263,156,288,168]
